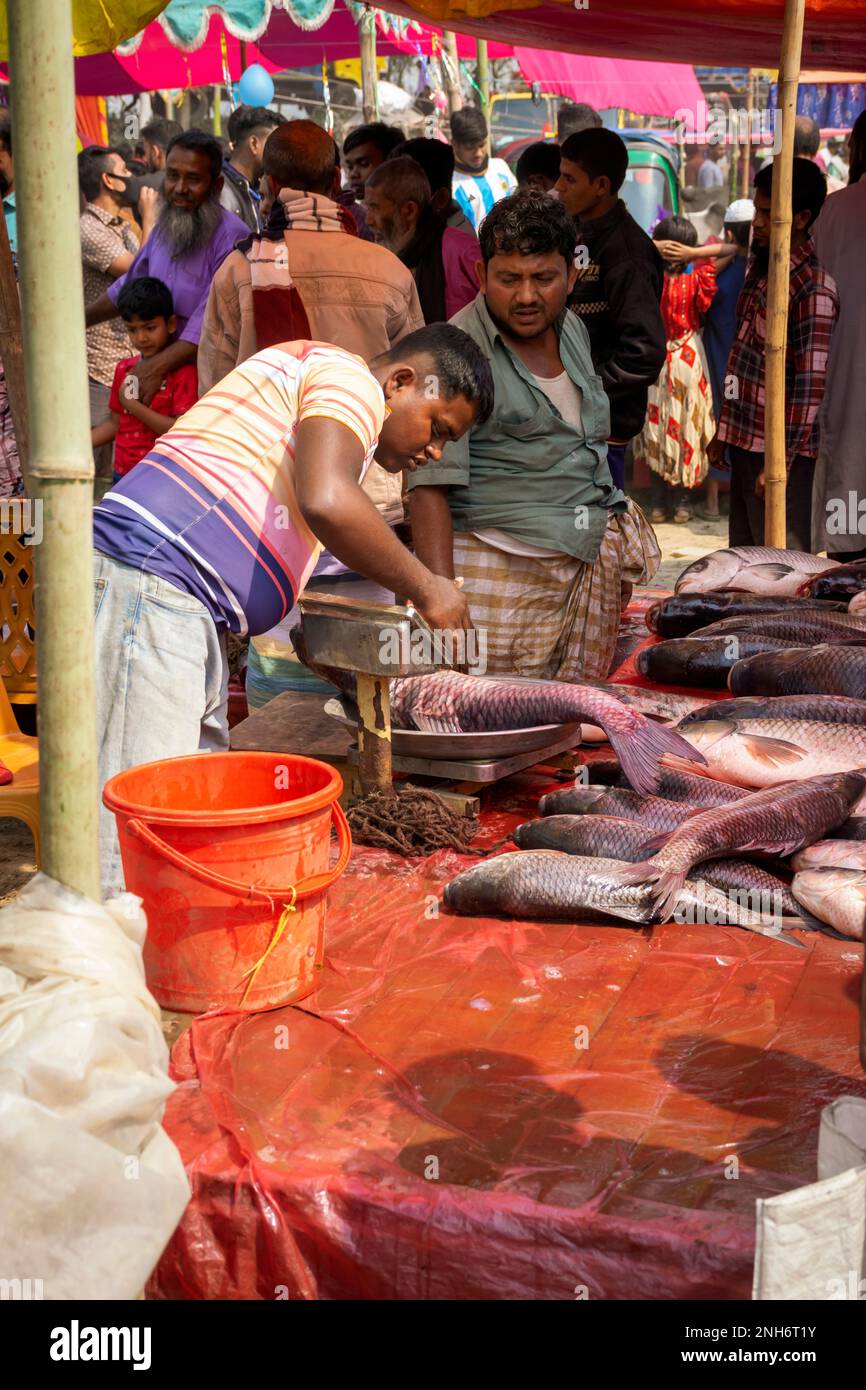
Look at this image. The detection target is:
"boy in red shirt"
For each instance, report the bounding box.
[91,276,199,482]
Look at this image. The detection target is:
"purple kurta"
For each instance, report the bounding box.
[107,206,249,345]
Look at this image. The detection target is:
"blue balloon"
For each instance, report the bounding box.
[237,64,275,108]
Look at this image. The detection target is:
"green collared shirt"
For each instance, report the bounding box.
[407,293,625,563]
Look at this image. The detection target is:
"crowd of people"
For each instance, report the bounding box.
[0,94,862,891]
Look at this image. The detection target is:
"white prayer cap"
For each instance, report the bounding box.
[724,198,755,224]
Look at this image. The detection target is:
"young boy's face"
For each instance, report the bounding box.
[125,312,175,358]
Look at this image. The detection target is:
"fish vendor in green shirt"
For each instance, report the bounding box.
[408,189,660,681]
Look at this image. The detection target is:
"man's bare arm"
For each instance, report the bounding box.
[293,416,469,631]
[85,292,119,327]
[408,486,456,578]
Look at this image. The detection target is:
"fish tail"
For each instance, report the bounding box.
[613,716,706,796]
[613,859,686,920]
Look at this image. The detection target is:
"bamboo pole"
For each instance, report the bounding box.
[213,85,222,137]
[0,208,28,483]
[764,0,805,547]
[443,32,463,116]
[359,13,379,124]
[7,0,101,899]
[476,39,491,125]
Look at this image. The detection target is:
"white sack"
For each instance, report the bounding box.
[0,874,190,1300]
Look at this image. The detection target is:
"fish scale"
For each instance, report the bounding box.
[690,611,866,645]
[679,694,866,727]
[539,785,699,830]
[388,670,704,796]
[728,645,866,699]
[678,717,866,787]
[614,771,866,919]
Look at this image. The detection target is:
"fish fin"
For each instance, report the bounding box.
[613,718,706,797]
[611,860,686,919]
[741,734,805,767]
[744,563,796,581]
[411,712,463,734]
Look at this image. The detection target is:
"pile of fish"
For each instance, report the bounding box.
[445,547,866,942]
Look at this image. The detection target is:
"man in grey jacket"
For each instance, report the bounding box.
[220,105,285,232]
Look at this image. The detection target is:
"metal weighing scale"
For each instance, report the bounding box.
[297,594,585,811]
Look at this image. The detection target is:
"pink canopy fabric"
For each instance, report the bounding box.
[62,8,512,95]
[515,49,703,118]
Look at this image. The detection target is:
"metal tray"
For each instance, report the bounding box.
[324,696,583,761]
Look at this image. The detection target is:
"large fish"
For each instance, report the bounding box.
[797,558,866,599]
[635,635,792,688]
[517,815,819,933]
[791,868,866,940]
[677,717,866,787]
[675,547,837,597]
[293,622,703,798]
[689,611,866,646]
[850,590,866,615]
[386,671,703,795]
[791,840,866,872]
[538,785,699,829]
[444,852,798,940]
[617,764,751,805]
[679,694,866,728]
[728,645,866,698]
[515,814,660,859]
[646,592,847,639]
[613,771,866,918]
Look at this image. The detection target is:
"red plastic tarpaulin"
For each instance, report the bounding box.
[387,0,866,70]
[149,597,866,1301]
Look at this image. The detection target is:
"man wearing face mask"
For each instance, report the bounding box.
[79,145,159,480]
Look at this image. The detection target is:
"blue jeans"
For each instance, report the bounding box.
[94,552,229,896]
[607,442,627,491]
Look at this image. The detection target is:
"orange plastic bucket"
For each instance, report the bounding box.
[103,752,351,1014]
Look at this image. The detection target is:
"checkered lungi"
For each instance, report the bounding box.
[452,499,660,682]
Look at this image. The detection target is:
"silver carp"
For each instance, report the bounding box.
[677,717,866,787]
[792,840,866,872]
[675,547,837,597]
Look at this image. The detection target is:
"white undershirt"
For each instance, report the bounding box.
[473,370,584,558]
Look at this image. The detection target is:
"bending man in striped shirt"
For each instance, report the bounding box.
[93,325,494,893]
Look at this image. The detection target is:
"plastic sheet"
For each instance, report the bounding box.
[150,614,866,1299]
[0,875,190,1300]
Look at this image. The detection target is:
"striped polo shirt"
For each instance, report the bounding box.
[93,341,386,637]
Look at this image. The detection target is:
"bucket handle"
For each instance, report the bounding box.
[125,800,352,904]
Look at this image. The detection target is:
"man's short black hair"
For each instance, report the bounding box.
[78,145,115,203]
[450,107,488,146]
[228,104,285,147]
[140,118,182,152]
[391,137,454,194]
[343,123,404,160]
[516,141,561,185]
[165,129,223,182]
[725,218,752,248]
[478,188,576,267]
[754,155,828,229]
[557,103,602,142]
[379,324,494,425]
[560,128,628,193]
[117,276,174,323]
[0,110,12,156]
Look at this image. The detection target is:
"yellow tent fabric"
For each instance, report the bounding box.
[0,0,169,60]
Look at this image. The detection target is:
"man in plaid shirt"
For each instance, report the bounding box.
[708,158,838,550]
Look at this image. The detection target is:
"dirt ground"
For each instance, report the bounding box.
[0,511,726,908]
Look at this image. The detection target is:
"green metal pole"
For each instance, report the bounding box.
[8,0,101,900]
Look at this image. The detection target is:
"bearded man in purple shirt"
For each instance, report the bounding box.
[85,130,248,404]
